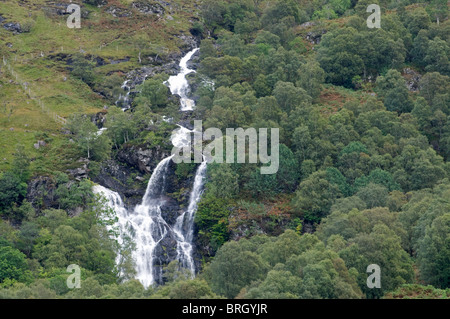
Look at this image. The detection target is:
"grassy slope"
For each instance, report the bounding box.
[0,0,198,172]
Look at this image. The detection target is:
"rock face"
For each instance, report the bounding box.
[94,143,200,283]
[27,176,57,212]
[94,142,192,207]
[403,67,422,92]
[306,29,327,44]
[117,144,171,174]
[67,159,89,181]
[94,158,146,207]
[3,22,22,34]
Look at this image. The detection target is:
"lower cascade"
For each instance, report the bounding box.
[93,48,206,288]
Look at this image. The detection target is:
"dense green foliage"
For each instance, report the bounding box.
[1,0,449,299]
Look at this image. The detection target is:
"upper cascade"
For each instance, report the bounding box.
[167,48,199,111]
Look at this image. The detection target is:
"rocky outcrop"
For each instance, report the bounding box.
[403,67,422,92]
[132,1,165,16]
[106,5,133,17]
[116,144,171,174]
[42,3,71,16]
[33,140,47,150]
[298,21,327,45]
[93,158,146,207]
[67,159,90,181]
[93,142,185,208]
[306,29,327,44]
[83,0,108,6]
[41,3,90,18]
[26,176,58,212]
[3,22,22,34]
[91,111,107,128]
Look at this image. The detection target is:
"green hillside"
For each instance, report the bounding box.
[0,0,449,300]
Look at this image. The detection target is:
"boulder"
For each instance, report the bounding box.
[305,29,327,44]
[3,22,22,33]
[33,140,47,150]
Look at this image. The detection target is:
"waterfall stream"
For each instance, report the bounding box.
[115,80,131,111]
[167,48,199,111]
[94,48,205,288]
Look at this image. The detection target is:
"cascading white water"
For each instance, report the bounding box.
[167,48,199,111]
[92,184,129,275]
[173,160,207,277]
[132,155,174,287]
[94,48,206,288]
[115,80,131,110]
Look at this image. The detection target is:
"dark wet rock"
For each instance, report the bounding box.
[185,49,200,70]
[160,196,183,226]
[89,55,107,67]
[176,34,200,52]
[3,22,22,33]
[305,29,327,44]
[93,159,145,207]
[153,231,179,284]
[117,144,171,174]
[83,0,108,6]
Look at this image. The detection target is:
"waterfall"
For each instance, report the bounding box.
[166,48,207,280]
[115,80,131,111]
[173,160,207,277]
[132,155,174,287]
[167,48,199,111]
[94,48,206,288]
[92,184,129,275]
